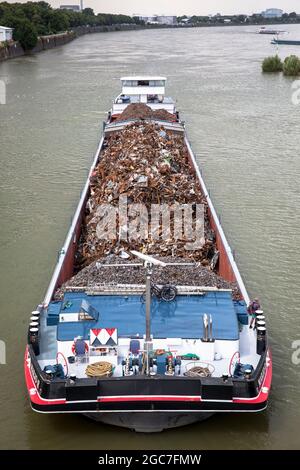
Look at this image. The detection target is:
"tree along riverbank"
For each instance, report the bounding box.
[0,24,148,61]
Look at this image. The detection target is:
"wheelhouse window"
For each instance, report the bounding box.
[137,80,149,86]
[122,80,138,86]
[149,80,165,86]
[122,80,165,87]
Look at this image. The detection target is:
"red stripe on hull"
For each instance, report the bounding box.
[24,347,66,406]
[233,349,272,404]
[25,347,272,409]
[98,396,202,403]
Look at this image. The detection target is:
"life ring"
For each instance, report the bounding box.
[229,351,240,377]
[71,340,89,355]
[56,351,69,377]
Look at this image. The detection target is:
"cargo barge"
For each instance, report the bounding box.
[25,76,272,432]
[271,38,300,45]
[258,27,286,35]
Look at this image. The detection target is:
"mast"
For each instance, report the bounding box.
[131,251,166,375]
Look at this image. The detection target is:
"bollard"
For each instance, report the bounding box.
[29,327,40,356]
[256,326,266,355]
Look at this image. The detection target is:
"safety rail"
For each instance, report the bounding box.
[62,284,233,295]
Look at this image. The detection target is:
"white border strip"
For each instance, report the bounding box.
[33,407,267,415]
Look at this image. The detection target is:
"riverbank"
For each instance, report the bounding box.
[0,23,195,62]
[0,24,145,61]
[2,20,300,62]
[2,20,300,63]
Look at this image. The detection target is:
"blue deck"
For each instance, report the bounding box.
[53,291,239,342]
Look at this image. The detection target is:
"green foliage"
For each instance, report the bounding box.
[82,8,94,17]
[0,1,138,49]
[262,54,300,77]
[283,55,300,76]
[13,18,38,50]
[262,55,283,73]
[177,15,188,22]
[48,10,69,33]
[1,40,10,48]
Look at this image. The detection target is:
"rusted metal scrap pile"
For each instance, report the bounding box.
[116,103,176,122]
[77,121,216,267]
[55,256,239,300]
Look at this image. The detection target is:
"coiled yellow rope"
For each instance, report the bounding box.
[85,361,113,377]
[184,366,212,377]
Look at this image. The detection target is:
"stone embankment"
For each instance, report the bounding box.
[0,24,144,61]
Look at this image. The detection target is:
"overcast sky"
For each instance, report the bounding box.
[4,1,300,16]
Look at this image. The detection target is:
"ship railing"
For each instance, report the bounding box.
[104,118,182,135]
[62,284,233,296]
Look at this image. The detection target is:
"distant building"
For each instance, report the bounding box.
[0,26,13,42]
[261,8,283,18]
[60,5,81,11]
[155,16,177,25]
[133,15,177,25]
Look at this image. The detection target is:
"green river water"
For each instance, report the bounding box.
[0,24,300,449]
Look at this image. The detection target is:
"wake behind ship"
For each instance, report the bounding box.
[25,77,272,432]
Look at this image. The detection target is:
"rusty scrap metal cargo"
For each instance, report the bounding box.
[55,256,240,300]
[115,103,176,122]
[77,120,217,269]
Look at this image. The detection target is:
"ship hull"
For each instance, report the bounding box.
[25,111,272,432]
[271,39,300,45]
[84,411,214,432]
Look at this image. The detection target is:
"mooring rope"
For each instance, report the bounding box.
[85,361,113,377]
[184,366,212,377]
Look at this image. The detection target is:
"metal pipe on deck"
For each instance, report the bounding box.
[145,271,151,343]
[209,314,213,341]
[203,313,209,342]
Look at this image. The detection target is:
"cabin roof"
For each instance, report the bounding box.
[121,76,166,81]
[54,291,239,341]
